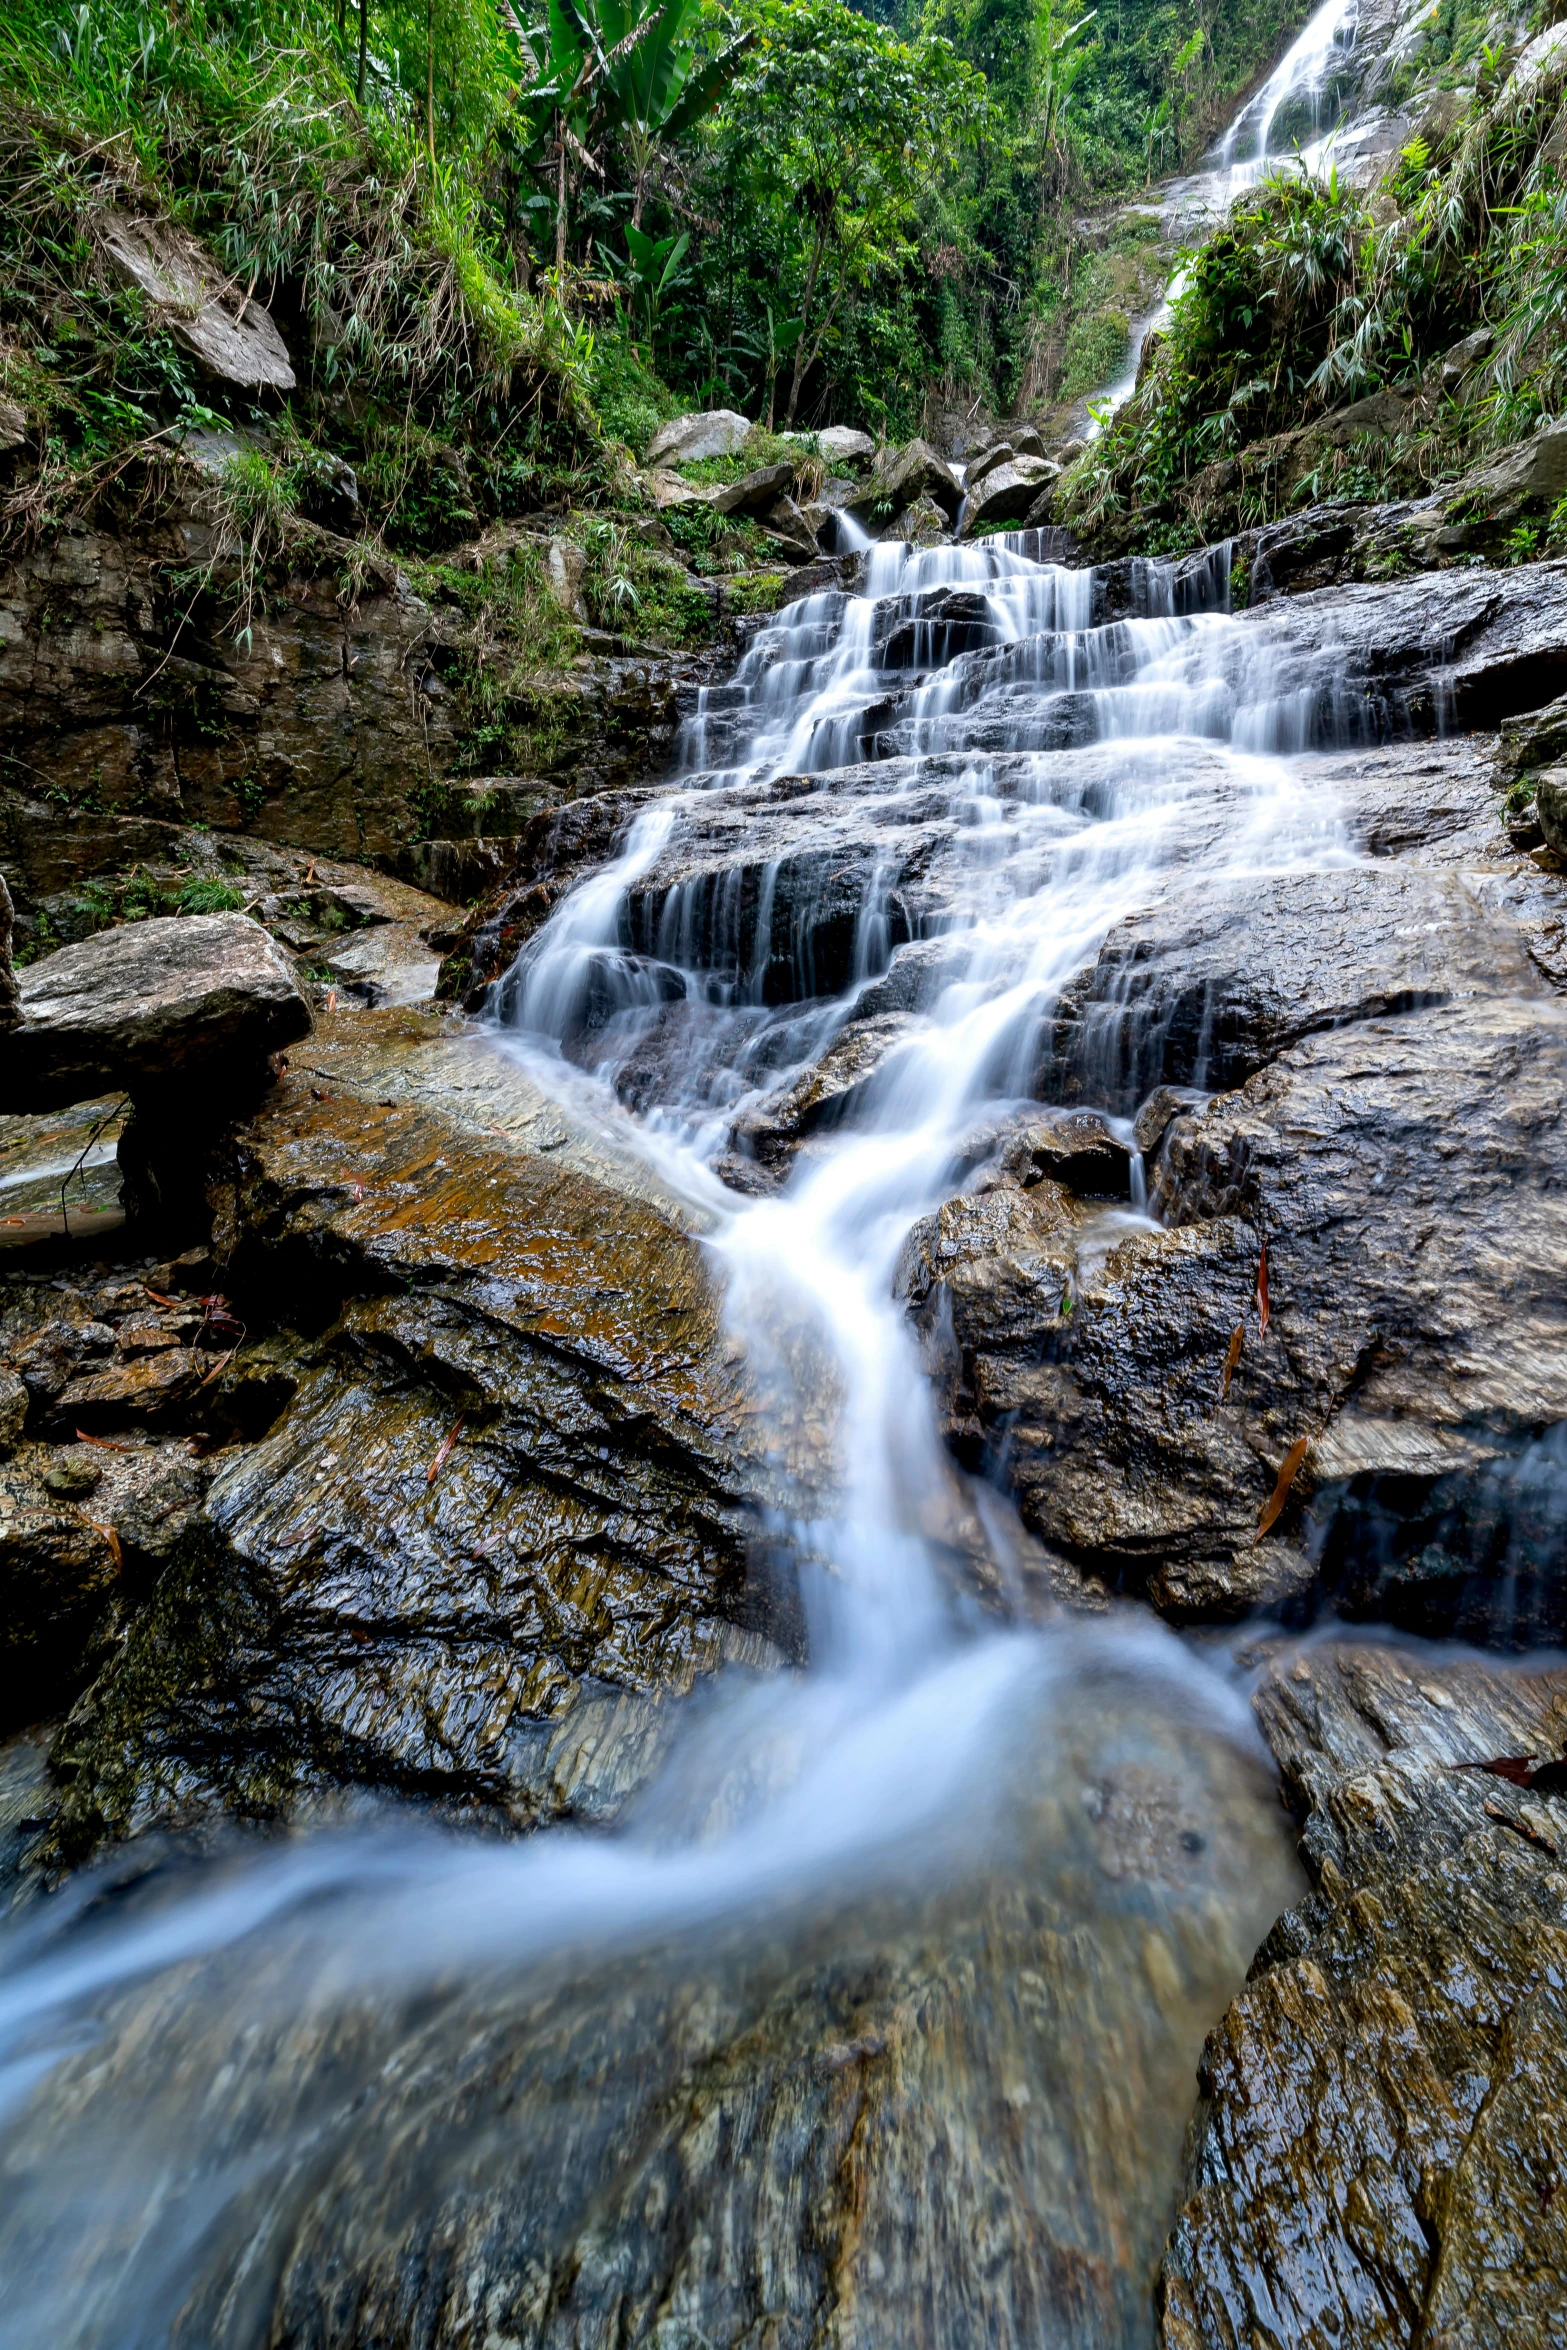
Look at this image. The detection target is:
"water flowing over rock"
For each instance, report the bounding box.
[3,486,1566,2345]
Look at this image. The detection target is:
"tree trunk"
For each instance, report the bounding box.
[784,221,829,428]
[356,0,369,103]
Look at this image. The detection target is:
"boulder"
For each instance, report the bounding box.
[1497,687,1567,776]
[865,437,963,521]
[710,461,796,517]
[643,467,707,509]
[817,425,877,466]
[907,967,1567,1623]
[645,409,752,466]
[1160,1642,1567,2350]
[1459,421,1567,525]
[960,456,1059,535]
[5,914,312,1114]
[761,495,822,562]
[98,214,295,394]
[0,402,25,453]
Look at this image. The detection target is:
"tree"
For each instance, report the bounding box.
[716,0,988,424]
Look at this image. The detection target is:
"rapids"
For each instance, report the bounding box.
[0,519,1424,2346]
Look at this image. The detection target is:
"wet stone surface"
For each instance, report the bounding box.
[1161,1643,1567,2350]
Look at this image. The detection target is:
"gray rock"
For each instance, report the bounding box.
[1498,687,1567,776]
[98,214,295,393]
[960,456,1059,536]
[645,409,752,466]
[865,437,963,521]
[710,462,795,517]
[1536,763,1567,855]
[6,914,312,1113]
[0,1373,26,1456]
[816,425,876,466]
[908,987,1567,1623]
[1161,1642,1567,2350]
[1440,323,1494,393]
[1045,866,1538,1106]
[0,401,26,452]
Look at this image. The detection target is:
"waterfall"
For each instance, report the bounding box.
[0,526,1379,2342]
[1091,0,1362,428]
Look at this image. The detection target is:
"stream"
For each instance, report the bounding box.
[0,516,1434,2347]
[0,16,1546,2336]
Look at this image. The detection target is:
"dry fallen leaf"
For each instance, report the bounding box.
[1254,1436,1309,1541]
[1256,1245,1270,1336]
[427,1411,466,1486]
[1220,1321,1244,1399]
[75,1429,135,1452]
[87,1520,123,1571]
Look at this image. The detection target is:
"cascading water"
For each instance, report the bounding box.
[0,522,1408,2347]
[1092,0,1361,426]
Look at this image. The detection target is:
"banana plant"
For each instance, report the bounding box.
[620,222,689,354]
[500,0,752,268]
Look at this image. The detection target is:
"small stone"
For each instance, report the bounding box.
[43,1452,103,1498]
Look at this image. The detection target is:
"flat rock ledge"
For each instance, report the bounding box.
[1160,1643,1567,2349]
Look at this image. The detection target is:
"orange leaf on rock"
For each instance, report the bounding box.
[1220,1321,1243,1399]
[1256,1245,1270,1336]
[427,1411,466,1486]
[1254,1437,1308,1541]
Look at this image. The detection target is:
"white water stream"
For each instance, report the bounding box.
[1093,0,1362,426]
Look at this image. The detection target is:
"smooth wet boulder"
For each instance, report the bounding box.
[1044,866,1539,1106]
[5,913,311,1113]
[52,1031,798,1853]
[1161,1643,1567,2350]
[645,409,752,466]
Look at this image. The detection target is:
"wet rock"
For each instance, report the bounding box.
[731,1012,928,1171]
[1160,1643,1567,2350]
[0,1372,26,1454]
[53,1052,798,1852]
[6,912,311,1114]
[0,1451,121,1727]
[1045,866,1538,1107]
[1537,764,1567,857]
[1497,687,1567,778]
[0,1666,1301,2348]
[910,995,1567,1618]
[0,872,17,1035]
[98,213,295,393]
[645,410,752,466]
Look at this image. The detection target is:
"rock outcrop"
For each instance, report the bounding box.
[48,1007,801,1855]
[1161,1642,1567,2350]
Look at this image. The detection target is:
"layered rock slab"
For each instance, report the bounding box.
[53,1029,796,1852]
[1160,1644,1567,2350]
[905,985,1567,1624]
